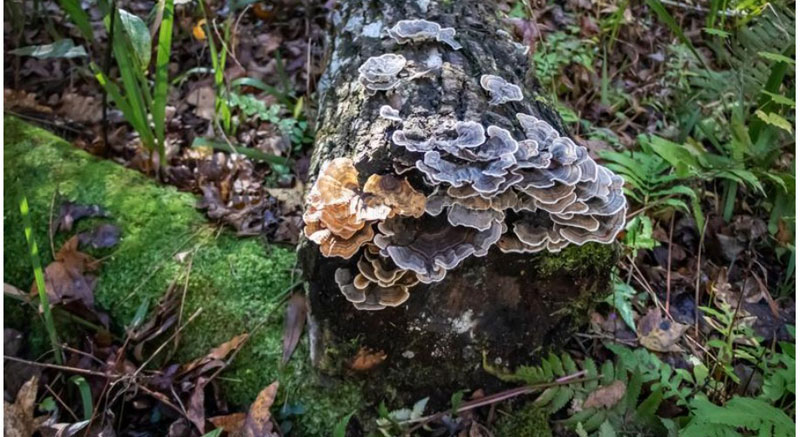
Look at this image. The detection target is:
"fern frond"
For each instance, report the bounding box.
[682,396,794,437]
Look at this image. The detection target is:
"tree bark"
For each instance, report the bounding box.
[299,0,619,405]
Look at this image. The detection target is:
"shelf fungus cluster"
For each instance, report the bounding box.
[305,21,627,310]
[387,19,462,51]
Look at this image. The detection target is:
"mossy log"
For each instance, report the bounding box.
[299,0,621,405]
[2,117,363,434]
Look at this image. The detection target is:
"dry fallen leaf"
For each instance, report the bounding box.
[181,333,249,375]
[266,183,305,213]
[78,223,121,249]
[185,86,216,120]
[32,236,99,308]
[57,92,103,123]
[208,412,247,434]
[4,375,45,437]
[57,201,109,232]
[582,380,626,409]
[242,381,280,437]
[188,377,209,434]
[282,292,307,365]
[637,308,688,353]
[349,347,387,371]
[4,89,52,113]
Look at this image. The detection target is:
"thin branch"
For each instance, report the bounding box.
[402,372,595,434]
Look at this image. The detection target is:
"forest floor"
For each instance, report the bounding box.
[3,0,796,436]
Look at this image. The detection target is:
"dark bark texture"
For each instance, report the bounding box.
[298,0,619,404]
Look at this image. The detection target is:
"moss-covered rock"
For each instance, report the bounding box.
[3,116,361,435]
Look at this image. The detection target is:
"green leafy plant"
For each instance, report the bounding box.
[532,29,596,96]
[607,277,639,332]
[198,9,234,135]
[484,351,669,435]
[682,396,794,437]
[664,5,795,226]
[375,398,428,436]
[227,92,312,148]
[9,39,88,59]
[598,141,705,232]
[333,411,356,437]
[90,0,175,167]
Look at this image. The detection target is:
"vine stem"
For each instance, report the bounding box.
[401,371,593,434]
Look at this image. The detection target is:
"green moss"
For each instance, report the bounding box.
[494,402,552,437]
[3,116,362,434]
[535,242,617,278]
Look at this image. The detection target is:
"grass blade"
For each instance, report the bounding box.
[70,376,93,420]
[19,194,62,364]
[152,0,175,163]
[94,66,147,140]
[58,0,94,41]
[110,15,156,150]
[644,0,708,69]
[192,137,290,167]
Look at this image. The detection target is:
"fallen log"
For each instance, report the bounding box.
[298,0,625,404]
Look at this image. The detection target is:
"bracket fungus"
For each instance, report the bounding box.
[306,38,627,310]
[387,19,462,51]
[374,215,503,283]
[303,158,426,261]
[358,54,407,91]
[379,105,403,122]
[480,74,524,105]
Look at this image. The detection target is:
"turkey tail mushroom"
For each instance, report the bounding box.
[305,41,628,310]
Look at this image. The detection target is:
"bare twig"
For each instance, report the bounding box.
[133,308,203,377]
[4,356,111,378]
[402,372,594,434]
[44,383,81,422]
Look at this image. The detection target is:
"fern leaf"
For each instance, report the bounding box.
[683,396,794,437]
[548,387,575,414]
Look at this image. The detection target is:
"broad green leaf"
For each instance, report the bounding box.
[118,9,152,69]
[761,90,795,107]
[39,397,57,412]
[646,135,701,177]
[58,0,94,40]
[757,51,796,65]
[9,39,87,59]
[598,420,617,437]
[624,215,659,250]
[412,397,428,420]
[755,110,793,134]
[609,281,637,331]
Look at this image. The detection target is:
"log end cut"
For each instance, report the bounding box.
[302,239,617,404]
